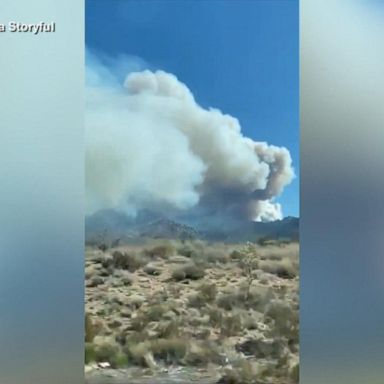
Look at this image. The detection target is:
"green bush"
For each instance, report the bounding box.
[110,352,129,368]
[85,343,96,364]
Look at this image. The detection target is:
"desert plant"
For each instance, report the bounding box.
[171,262,205,281]
[205,248,229,264]
[220,312,242,337]
[257,236,275,247]
[112,250,147,272]
[183,341,222,366]
[110,352,129,368]
[260,258,298,279]
[144,243,175,259]
[239,243,259,301]
[85,343,96,364]
[94,341,120,363]
[97,229,109,252]
[230,249,243,260]
[177,241,203,259]
[125,341,151,366]
[217,360,258,384]
[150,338,187,364]
[198,282,217,302]
[143,263,162,276]
[85,312,97,342]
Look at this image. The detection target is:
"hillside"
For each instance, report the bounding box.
[85,210,299,245]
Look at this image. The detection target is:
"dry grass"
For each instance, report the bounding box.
[85,239,299,383]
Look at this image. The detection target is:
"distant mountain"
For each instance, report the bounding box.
[138,219,200,241]
[85,209,299,244]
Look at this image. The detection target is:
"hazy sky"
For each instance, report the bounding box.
[86,0,299,217]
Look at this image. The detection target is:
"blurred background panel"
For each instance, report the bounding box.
[301,0,384,383]
[0,1,84,384]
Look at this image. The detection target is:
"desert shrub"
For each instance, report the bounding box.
[187,293,205,308]
[265,299,299,340]
[207,305,223,328]
[257,236,276,247]
[151,338,187,364]
[130,313,149,332]
[146,304,168,322]
[240,258,259,300]
[289,360,300,383]
[216,289,255,311]
[87,276,104,287]
[112,251,147,272]
[143,263,162,276]
[205,249,229,264]
[113,270,134,285]
[100,254,114,268]
[171,262,205,281]
[96,230,109,252]
[183,341,222,366]
[130,304,170,332]
[220,313,242,336]
[260,258,297,279]
[177,241,203,259]
[230,250,243,260]
[85,343,96,364]
[216,286,273,312]
[85,313,97,342]
[125,341,151,366]
[144,243,175,259]
[108,318,122,329]
[217,360,258,384]
[125,331,147,345]
[216,292,239,311]
[97,243,108,252]
[156,319,181,338]
[264,253,283,261]
[198,282,217,302]
[236,337,283,359]
[126,338,187,366]
[128,294,145,309]
[94,341,120,363]
[110,352,129,368]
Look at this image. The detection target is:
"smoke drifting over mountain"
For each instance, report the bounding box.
[86,54,294,222]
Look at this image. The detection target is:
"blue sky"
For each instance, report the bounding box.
[86,0,299,217]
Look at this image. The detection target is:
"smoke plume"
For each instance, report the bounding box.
[86,54,294,222]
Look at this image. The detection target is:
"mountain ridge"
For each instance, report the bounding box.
[85,209,299,244]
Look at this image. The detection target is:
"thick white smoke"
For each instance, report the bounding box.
[86,56,294,222]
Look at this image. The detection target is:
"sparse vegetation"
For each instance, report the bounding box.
[171,262,205,281]
[85,239,299,383]
[112,250,147,272]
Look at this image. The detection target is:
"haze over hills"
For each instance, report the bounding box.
[85,209,299,244]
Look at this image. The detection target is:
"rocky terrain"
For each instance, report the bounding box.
[85,239,299,384]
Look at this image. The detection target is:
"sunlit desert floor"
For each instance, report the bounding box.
[85,240,299,384]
